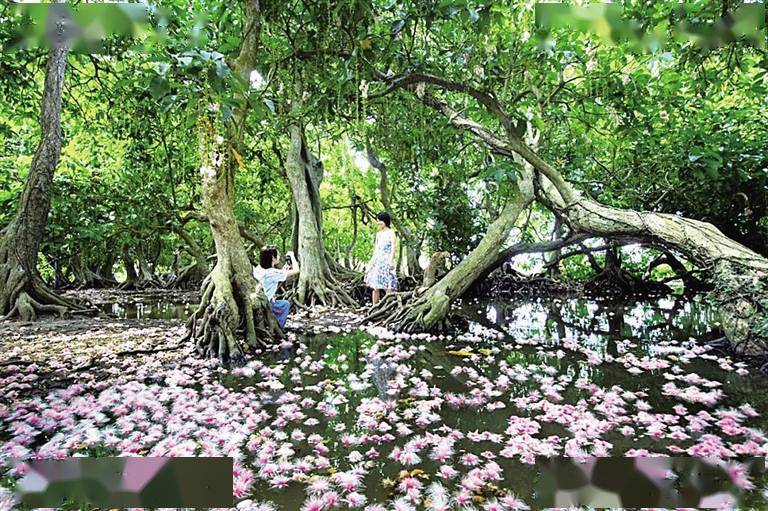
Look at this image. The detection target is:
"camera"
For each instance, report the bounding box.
[285,253,293,268]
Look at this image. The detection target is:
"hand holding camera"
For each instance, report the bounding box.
[285,251,295,269]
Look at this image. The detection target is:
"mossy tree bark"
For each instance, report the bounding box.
[184,0,282,364]
[0,26,85,321]
[283,87,357,307]
[383,72,768,354]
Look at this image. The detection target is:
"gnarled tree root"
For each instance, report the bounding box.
[287,270,361,309]
[2,254,89,321]
[183,267,282,366]
[4,291,67,321]
[363,289,456,334]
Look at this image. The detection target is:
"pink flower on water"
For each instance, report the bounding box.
[399,476,423,493]
[437,464,458,479]
[322,491,340,508]
[300,497,325,511]
[429,442,454,462]
[501,494,530,510]
[453,490,473,506]
[344,492,367,508]
[307,477,331,495]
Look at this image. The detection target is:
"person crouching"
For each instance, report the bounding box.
[255,245,299,330]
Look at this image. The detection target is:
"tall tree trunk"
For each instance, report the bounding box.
[0,24,84,320]
[121,246,139,288]
[185,103,282,363]
[283,88,356,306]
[184,0,282,364]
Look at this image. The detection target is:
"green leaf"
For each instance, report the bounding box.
[149,76,169,99]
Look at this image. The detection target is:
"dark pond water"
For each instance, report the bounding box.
[210,296,768,509]
[9,293,768,509]
[98,299,196,320]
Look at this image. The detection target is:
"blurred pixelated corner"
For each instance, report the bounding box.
[534,456,766,509]
[12,457,233,508]
[1,2,169,53]
[535,3,766,51]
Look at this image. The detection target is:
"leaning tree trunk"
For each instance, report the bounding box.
[183,0,282,364]
[532,164,768,354]
[0,27,84,321]
[366,171,533,332]
[408,83,768,354]
[365,122,537,333]
[284,93,356,307]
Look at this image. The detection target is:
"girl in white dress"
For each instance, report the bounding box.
[366,212,398,304]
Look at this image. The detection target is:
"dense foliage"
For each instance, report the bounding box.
[1,0,766,286]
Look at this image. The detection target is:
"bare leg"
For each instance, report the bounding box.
[372,288,380,305]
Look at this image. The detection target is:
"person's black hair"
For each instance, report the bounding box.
[260,245,279,269]
[376,211,391,228]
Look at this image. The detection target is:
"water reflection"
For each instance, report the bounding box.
[99,300,195,320]
[216,296,768,508]
[462,296,720,356]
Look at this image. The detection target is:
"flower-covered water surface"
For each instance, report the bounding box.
[1,297,767,510]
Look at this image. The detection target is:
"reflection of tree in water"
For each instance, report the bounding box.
[472,296,718,353]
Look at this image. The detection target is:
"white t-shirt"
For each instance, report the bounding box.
[256,267,287,301]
